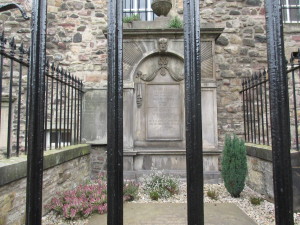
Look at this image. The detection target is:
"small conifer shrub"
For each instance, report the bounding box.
[221,135,247,198]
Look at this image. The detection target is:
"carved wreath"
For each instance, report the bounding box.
[136,57,184,82]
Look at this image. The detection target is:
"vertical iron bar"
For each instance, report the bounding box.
[67,73,71,145]
[76,79,80,144]
[70,76,73,145]
[184,0,204,224]
[44,61,49,150]
[264,70,270,145]
[291,56,299,151]
[63,71,67,147]
[25,0,47,223]
[107,0,123,224]
[264,0,294,223]
[242,80,246,140]
[16,43,25,156]
[245,79,250,142]
[25,48,30,154]
[7,38,16,158]
[259,71,265,145]
[130,0,132,15]
[59,69,63,148]
[249,78,253,143]
[49,63,54,149]
[55,67,59,148]
[252,76,256,143]
[255,74,261,144]
[80,81,83,143]
[145,0,148,21]
[73,77,77,144]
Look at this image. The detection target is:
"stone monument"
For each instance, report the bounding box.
[82,17,224,181]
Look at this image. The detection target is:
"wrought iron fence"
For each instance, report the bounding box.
[0,32,84,159]
[241,50,300,151]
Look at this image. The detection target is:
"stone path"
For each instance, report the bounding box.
[88,203,257,225]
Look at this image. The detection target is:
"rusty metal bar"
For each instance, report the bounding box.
[264,0,294,224]
[25,0,47,224]
[107,0,123,224]
[183,0,204,224]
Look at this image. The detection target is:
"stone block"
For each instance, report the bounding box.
[73,33,82,43]
[216,36,229,46]
[246,0,262,6]
[243,38,255,47]
[82,90,107,144]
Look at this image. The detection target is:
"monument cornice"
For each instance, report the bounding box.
[104,27,224,40]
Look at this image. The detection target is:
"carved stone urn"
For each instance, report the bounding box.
[151,0,172,17]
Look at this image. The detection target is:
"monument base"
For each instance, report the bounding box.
[123,149,222,183]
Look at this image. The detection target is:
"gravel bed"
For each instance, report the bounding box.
[134,182,300,225]
[42,182,300,225]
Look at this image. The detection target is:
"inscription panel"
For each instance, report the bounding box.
[146,84,182,140]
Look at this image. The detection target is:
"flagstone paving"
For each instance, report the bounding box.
[88,203,257,225]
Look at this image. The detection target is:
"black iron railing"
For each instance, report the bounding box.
[241,50,300,151]
[241,69,270,146]
[0,32,84,159]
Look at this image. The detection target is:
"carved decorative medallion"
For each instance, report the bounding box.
[158,38,168,52]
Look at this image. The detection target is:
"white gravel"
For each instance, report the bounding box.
[42,182,300,225]
[134,182,300,225]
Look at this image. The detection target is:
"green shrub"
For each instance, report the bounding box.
[143,171,179,200]
[149,191,159,201]
[123,181,139,202]
[250,196,264,205]
[123,14,140,23]
[169,16,183,28]
[221,135,247,198]
[207,189,218,200]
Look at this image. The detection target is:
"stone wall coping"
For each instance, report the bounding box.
[246,143,300,166]
[246,143,272,162]
[0,144,90,186]
[104,27,224,40]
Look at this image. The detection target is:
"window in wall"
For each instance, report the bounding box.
[123,0,155,21]
[282,0,300,23]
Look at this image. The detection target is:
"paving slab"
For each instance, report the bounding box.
[88,203,257,225]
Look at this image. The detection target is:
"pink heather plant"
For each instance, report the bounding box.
[45,178,107,220]
[45,175,139,220]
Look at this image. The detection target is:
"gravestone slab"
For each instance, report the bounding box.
[82,90,107,144]
[146,84,182,140]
